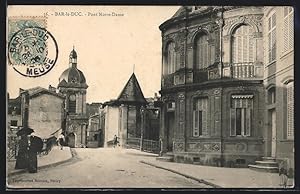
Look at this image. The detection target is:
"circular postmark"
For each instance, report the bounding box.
[8,26,58,77]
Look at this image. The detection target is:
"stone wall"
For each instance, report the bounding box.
[28,94,64,138]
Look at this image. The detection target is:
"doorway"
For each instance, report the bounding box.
[166,112,175,151]
[68,133,76,148]
[269,109,276,157]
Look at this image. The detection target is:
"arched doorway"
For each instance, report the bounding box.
[67,133,76,148]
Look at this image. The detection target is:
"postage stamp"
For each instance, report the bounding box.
[7,17,58,77]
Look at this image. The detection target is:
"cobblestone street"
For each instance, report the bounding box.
[7,148,212,188]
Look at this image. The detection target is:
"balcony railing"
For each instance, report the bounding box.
[223,62,263,79]
[161,62,263,88]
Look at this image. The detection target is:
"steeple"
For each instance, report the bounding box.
[69,46,77,68]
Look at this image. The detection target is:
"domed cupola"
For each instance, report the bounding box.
[58,47,88,88]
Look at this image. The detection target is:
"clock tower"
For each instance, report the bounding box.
[58,48,88,148]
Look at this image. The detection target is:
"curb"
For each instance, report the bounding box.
[140,160,222,188]
[8,148,77,177]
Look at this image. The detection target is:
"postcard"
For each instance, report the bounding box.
[6,5,294,189]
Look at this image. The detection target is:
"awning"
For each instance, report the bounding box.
[231,95,254,99]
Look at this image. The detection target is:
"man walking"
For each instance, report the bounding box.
[57,133,65,150]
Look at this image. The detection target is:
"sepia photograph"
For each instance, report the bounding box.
[6,5,295,189]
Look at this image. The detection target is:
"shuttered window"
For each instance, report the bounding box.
[232,25,255,63]
[283,7,294,53]
[195,34,209,69]
[193,98,208,137]
[230,95,253,137]
[287,81,294,139]
[268,12,276,63]
[166,42,176,74]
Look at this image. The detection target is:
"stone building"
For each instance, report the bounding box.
[7,93,22,130]
[260,7,294,174]
[57,48,89,148]
[20,86,65,138]
[158,6,294,169]
[86,114,103,148]
[101,73,148,147]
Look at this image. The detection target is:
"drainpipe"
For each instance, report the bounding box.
[218,6,225,167]
[183,6,189,152]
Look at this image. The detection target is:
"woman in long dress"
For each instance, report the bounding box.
[15,135,28,169]
[27,135,42,173]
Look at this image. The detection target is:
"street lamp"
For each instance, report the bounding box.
[140,106,145,151]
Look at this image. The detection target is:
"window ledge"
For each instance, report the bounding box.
[280,49,294,60]
[279,139,294,142]
[265,60,276,68]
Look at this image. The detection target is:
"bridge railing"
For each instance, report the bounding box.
[126,137,159,154]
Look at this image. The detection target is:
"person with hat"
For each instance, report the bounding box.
[15,134,29,169]
[15,127,34,170]
[27,132,43,173]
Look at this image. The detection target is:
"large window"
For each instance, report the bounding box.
[232,25,255,63]
[268,12,276,63]
[192,98,208,137]
[230,95,253,137]
[283,7,294,53]
[166,42,176,74]
[287,81,294,139]
[195,33,209,69]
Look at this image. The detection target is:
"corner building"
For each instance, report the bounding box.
[159,6,267,167]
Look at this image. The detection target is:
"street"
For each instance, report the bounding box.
[7,148,212,188]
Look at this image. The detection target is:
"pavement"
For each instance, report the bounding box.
[6,147,295,189]
[7,147,210,188]
[139,157,295,188]
[7,146,73,177]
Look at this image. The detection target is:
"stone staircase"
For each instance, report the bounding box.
[248,157,279,173]
[156,152,174,162]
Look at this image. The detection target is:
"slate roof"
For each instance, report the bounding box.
[116,73,147,105]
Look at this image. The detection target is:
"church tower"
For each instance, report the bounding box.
[58,48,88,148]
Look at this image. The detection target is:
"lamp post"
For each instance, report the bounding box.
[140,106,145,151]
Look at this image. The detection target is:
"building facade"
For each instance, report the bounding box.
[86,114,103,148]
[58,48,89,148]
[262,7,294,174]
[101,73,148,147]
[159,6,294,169]
[20,86,65,138]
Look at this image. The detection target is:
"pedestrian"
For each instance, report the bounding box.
[57,133,65,150]
[113,135,118,148]
[279,161,288,188]
[15,134,29,169]
[27,134,43,173]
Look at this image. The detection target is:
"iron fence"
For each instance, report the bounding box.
[126,137,159,154]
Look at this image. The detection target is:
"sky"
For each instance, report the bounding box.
[7,5,180,103]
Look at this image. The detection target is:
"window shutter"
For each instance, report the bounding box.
[245,108,252,136]
[202,110,207,136]
[287,82,294,139]
[289,14,294,49]
[193,110,199,137]
[271,30,276,61]
[230,108,236,136]
[284,16,289,52]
